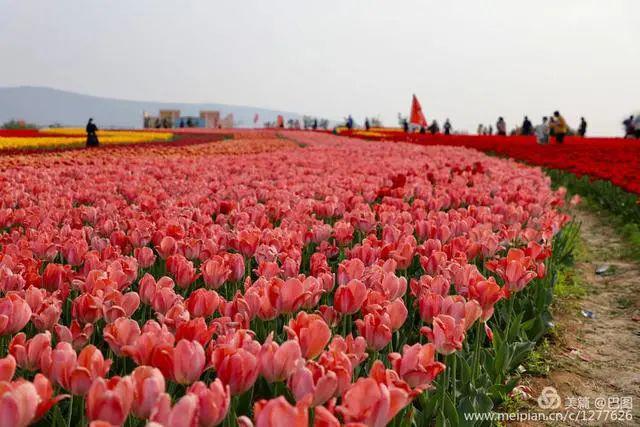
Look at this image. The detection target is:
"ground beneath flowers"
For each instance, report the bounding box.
[519,208,640,426]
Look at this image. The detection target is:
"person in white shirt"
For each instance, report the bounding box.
[534,117,550,144]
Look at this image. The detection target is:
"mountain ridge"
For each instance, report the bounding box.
[0,86,301,128]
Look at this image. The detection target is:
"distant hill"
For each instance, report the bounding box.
[0,86,301,128]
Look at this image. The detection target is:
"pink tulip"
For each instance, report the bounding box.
[245,396,309,427]
[388,343,446,389]
[150,392,199,427]
[211,346,259,395]
[187,379,231,426]
[421,314,465,355]
[0,354,16,382]
[259,335,302,383]
[86,376,134,426]
[0,294,32,336]
[288,360,337,406]
[173,339,206,385]
[336,377,412,426]
[0,379,39,427]
[134,246,157,268]
[9,332,52,372]
[355,312,392,351]
[103,317,141,356]
[334,279,367,315]
[131,366,166,419]
[201,255,230,289]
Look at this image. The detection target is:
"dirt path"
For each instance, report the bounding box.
[519,208,640,425]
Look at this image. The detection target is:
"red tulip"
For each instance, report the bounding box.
[185,288,220,317]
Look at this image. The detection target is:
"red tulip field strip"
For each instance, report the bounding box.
[0,131,570,426]
[339,129,640,195]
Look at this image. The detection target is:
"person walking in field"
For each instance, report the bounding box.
[85,118,99,147]
[443,119,452,135]
[496,117,507,136]
[551,111,568,143]
[477,124,484,135]
[578,117,587,137]
[534,117,550,145]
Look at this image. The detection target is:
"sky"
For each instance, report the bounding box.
[1,0,639,136]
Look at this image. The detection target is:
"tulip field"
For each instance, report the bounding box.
[0,130,582,426]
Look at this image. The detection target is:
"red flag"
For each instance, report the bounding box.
[253,113,259,124]
[409,94,427,127]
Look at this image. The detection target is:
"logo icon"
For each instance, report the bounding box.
[537,386,562,409]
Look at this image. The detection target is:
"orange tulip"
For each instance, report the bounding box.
[285,312,331,359]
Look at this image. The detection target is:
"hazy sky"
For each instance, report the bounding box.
[1,0,638,135]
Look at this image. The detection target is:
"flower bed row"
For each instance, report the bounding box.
[338,128,640,195]
[0,129,174,151]
[0,132,574,426]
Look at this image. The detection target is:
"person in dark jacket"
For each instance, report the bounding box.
[428,120,440,135]
[578,117,587,137]
[496,117,507,136]
[521,116,533,135]
[85,118,99,147]
[443,119,452,135]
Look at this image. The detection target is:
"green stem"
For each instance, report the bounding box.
[471,321,483,386]
[451,353,457,406]
[67,394,74,427]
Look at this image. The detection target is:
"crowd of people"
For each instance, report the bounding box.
[476,111,578,143]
